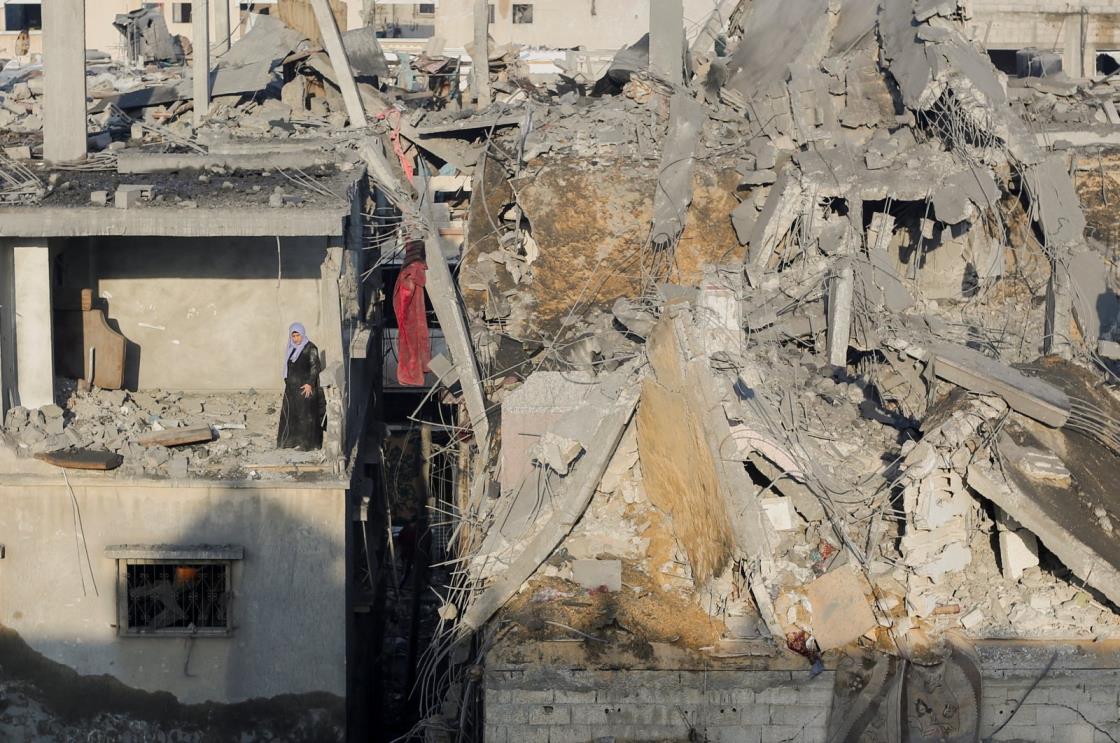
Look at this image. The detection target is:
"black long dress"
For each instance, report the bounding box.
[277,342,324,450]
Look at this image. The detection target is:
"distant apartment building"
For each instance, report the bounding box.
[0,0,366,61]
[965,1,1120,78]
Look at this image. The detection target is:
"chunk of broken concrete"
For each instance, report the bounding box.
[739,169,777,187]
[761,496,797,531]
[530,431,584,476]
[999,529,1040,581]
[571,558,622,592]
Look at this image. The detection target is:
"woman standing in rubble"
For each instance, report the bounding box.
[277,322,324,451]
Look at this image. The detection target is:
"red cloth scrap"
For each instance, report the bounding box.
[392,260,431,386]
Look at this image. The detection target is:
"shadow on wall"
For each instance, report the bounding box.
[48,236,333,391]
[0,490,346,741]
[0,626,343,741]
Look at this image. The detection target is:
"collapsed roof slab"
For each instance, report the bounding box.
[0,207,352,238]
[966,359,1120,609]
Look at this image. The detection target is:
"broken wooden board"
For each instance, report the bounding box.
[35,449,123,471]
[137,426,215,447]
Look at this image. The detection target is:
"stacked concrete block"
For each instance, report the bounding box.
[487,657,1120,743]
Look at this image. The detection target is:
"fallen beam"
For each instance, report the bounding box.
[892,340,1071,428]
[418,171,492,450]
[310,0,367,127]
[116,150,339,174]
[457,389,639,634]
[359,139,493,452]
[137,426,216,447]
[929,342,1070,428]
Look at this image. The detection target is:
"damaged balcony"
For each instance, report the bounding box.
[0,162,371,484]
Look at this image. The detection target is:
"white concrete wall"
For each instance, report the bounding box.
[434,0,719,52]
[0,480,347,705]
[969,2,1120,79]
[51,236,343,392]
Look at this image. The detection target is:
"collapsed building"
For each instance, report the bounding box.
[3,0,1120,741]
[375,1,1120,742]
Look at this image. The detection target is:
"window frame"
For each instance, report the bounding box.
[171,2,193,24]
[3,2,43,33]
[511,3,533,24]
[108,545,242,638]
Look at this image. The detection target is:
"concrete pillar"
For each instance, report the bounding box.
[190,0,213,127]
[1064,10,1087,79]
[193,0,212,127]
[214,0,232,55]
[650,0,684,86]
[826,261,854,369]
[0,243,15,417]
[1044,258,1074,359]
[472,0,492,106]
[43,0,87,163]
[310,0,368,127]
[13,244,54,409]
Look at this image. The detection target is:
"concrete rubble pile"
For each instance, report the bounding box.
[361,0,1120,737]
[1,384,327,480]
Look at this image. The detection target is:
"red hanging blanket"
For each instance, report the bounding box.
[392,260,431,386]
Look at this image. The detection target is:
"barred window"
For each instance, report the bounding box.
[108,545,242,637]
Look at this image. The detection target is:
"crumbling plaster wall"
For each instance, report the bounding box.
[49,236,344,391]
[0,479,347,705]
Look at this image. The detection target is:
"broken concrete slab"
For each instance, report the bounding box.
[970,455,1120,608]
[458,384,639,636]
[804,563,878,651]
[529,431,584,476]
[900,341,1072,428]
[500,372,598,493]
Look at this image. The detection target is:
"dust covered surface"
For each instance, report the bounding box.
[500,568,727,655]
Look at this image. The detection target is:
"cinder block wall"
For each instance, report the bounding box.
[485,645,1120,743]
